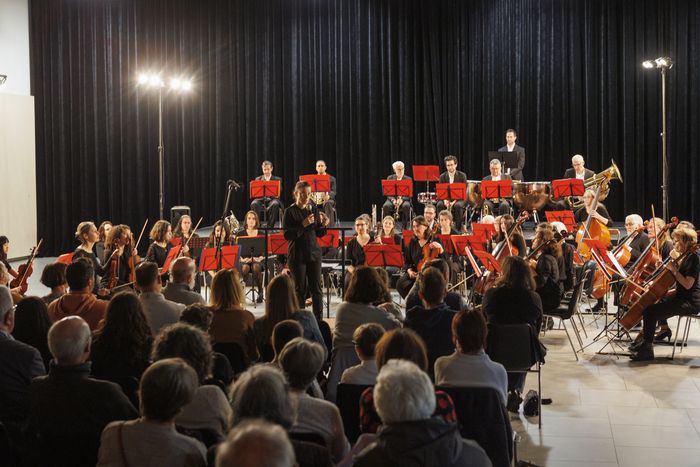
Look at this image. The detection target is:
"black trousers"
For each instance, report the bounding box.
[382,199,412,228]
[482,199,511,216]
[436,200,466,229]
[251,198,283,227]
[289,258,323,320]
[396,272,416,299]
[642,297,697,344]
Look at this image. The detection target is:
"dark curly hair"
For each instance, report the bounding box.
[344,266,384,304]
[152,323,212,383]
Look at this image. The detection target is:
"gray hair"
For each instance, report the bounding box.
[216,419,295,467]
[625,214,643,228]
[374,359,436,424]
[0,285,14,321]
[278,337,325,390]
[489,158,502,167]
[229,365,293,429]
[48,316,91,365]
[140,358,198,422]
[571,154,584,164]
[392,160,405,170]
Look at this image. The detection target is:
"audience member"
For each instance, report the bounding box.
[434,309,508,404]
[279,337,350,462]
[216,419,296,467]
[40,261,68,304]
[180,303,234,385]
[254,274,325,362]
[405,259,466,311]
[208,268,258,361]
[270,319,304,364]
[227,365,333,467]
[372,267,403,321]
[163,257,206,306]
[482,255,543,412]
[12,295,52,368]
[90,292,152,385]
[340,323,384,385]
[353,360,490,467]
[0,262,23,303]
[136,261,185,335]
[328,266,401,401]
[405,268,458,378]
[0,286,45,431]
[97,358,206,467]
[152,323,231,441]
[26,316,137,467]
[47,257,107,330]
[359,328,456,434]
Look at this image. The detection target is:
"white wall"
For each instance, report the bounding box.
[0,0,36,259]
[0,0,31,96]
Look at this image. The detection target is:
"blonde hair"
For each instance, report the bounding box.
[74,221,95,241]
[209,268,244,309]
[672,227,698,245]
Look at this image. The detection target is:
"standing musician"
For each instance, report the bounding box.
[630,227,700,361]
[250,160,284,228]
[423,204,438,233]
[497,128,525,181]
[235,210,265,303]
[314,160,337,224]
[622,214,650,267]
[382,161,413,227]
[494,215,527,258]
[145,220,172,269]
[95,221,113,264]
[0,236,19,280]
[396,215,444,298]
[482,159,513,216]
[100,224,137,289]
[282,181,329,321]
[72,221,110,295]
[436,155,468,229]
[345,215,374,289]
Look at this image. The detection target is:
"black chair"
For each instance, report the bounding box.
[212,342,250,375]
[543,274,587,360]
[436,386,513,467]
[486,323,544,428]
[0,422,19,467]
[176,425,221,448]
[334,383,373,444]
[288,430,327,447]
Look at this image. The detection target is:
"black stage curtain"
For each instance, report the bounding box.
[30,0,700,255]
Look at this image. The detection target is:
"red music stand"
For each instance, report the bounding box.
[551,178,585,200]
[481,180,513,200]
[546,211,578,233]
[471,223,497,242]
[382,179,413,198]
[473,251,502,274]
[170,237,182,247]
[436,183,467,201]
[299,174,331,193]
[364,244,404,268]
[462,246,483,278]
[199,246,239,272]
[412,165,440,182]
[161,245,182,274]
[268,233,289,255]
[57,253,74,265]
[249,180,281,199]
[402,229,414,247]
[436,234,455,254]
[452,235,487,256]
[379,236,395,245]
[317,230,339,248]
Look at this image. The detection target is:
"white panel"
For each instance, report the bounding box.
[0,0,31,96]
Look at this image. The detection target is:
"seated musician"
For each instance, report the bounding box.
[96,221,113,264]
[236,210,265,303]
[381,161,412,228]
[574,189,613,227]
[250,160,283,228]
[482,159,512,216]
[630,227,700,361]
[377,216,402,246]
[531,224,563,312]
[564,154,595,180]
[551,221,575,291]
[437,210,462,284]
[345,216,374,289]
[497,128,525,181]
[396,216,444,298]
[494,215,527,259]
[100,224,136,290]
[145,220,172,269]
[204,220,231,284]
[423,204,438,233]
[0,236,19,280]
[314,160,337,224]
[644,217,678,341]
[173,215,198,259]
[622,214,650,267]
[436,155,468,229]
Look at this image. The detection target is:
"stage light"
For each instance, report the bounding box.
[138,73,149,85]
[170,78,182,90]
[181,80,192,91]
[148,75,163,87]
[642,60,654,69]
[655,57,673,68]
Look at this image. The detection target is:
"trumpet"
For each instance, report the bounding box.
[393,196,402,220]
[567,160,623,209]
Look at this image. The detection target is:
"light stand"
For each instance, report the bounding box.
[642,57,673,221]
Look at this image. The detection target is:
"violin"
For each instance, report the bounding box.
[417,237,441,272]
[10,239,42,295]
[177,217,203,259]
[493,211,529,263]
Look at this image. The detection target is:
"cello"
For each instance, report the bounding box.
[10,239,43,295]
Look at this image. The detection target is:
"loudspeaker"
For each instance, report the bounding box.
[170,205,191,226]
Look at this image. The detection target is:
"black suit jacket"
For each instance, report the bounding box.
[386,174,412,202]
[255,174,282,182]
[438,170,468,184]
[563,168,595,179]
[0,332,45,424]
[497,144,525,181]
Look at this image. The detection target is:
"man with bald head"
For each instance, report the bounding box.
[26,316,137,467]
[162,257,206,306]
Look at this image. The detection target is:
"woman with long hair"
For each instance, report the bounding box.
[95,221,113,263]
[395,215,444,298]
[531,225,563,312]
[12,296,52,368]
[100,224,135,289]
[0,236,19,279]
[235,210,265,302]
[494,214,527,258]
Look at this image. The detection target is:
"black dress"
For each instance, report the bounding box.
[396,236,444,298]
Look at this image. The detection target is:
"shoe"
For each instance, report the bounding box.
[630,345,655,362]
[256,294,264,304]
[654,328,672,343]
[628,340,645,352]
[507,390,523,413]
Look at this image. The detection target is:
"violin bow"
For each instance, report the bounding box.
[133,219,149,253]
[651,204,660,255]
[178,217,203,257]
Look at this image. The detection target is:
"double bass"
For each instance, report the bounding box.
[575,182,611,260]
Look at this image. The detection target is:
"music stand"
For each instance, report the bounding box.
[199,246,239,272]
[237,236,266,258]
[381,179,413,198]
[317,230,339,249]
[299,174,331,193]
[481,180,513,200]
[436,234,455,254]
[471,223,497,242]
[379,236,395,245]
[413,165,440,205]
[452,235,487,255]
[161,245,182,275]
[473,250,502,274]
[551,178,585,200]
[250,180,281,226]
[364,244,404,268]
[489,151,520,176]
[267,233,289,256]
[545,210,578,234]
[436,182,467,201]
[402,229,414,248]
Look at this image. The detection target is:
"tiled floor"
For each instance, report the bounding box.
[18,257,700,467]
